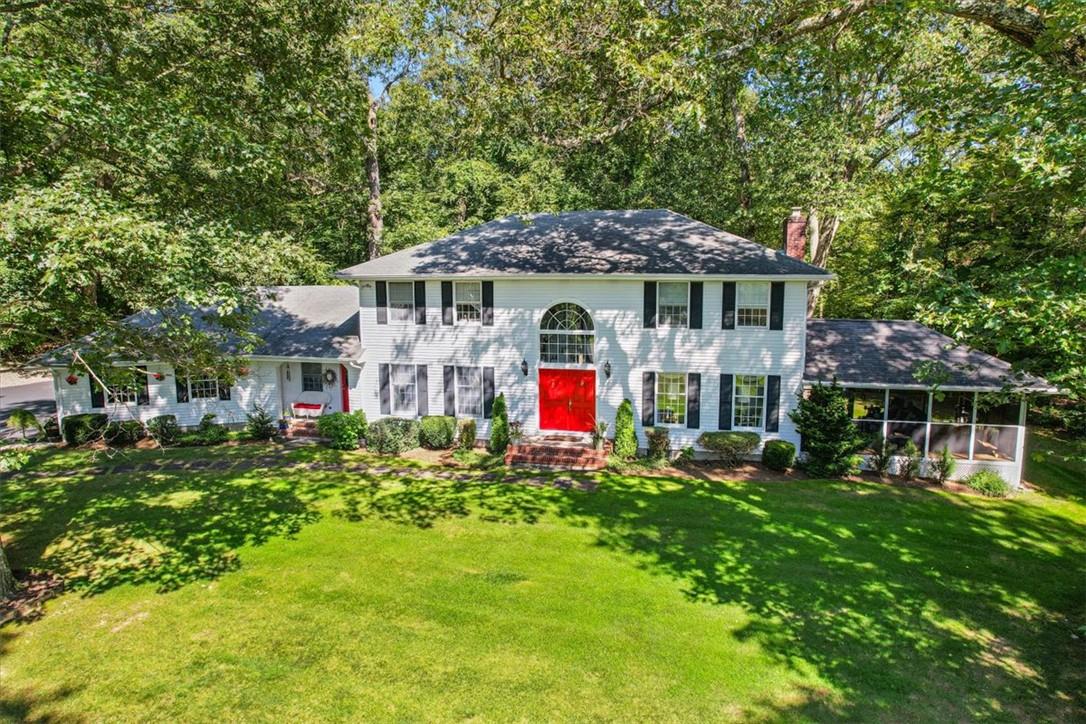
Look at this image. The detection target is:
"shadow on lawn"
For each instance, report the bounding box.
[1,466,325,596]
[339,472,1086,721]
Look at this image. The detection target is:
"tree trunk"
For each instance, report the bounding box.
[730,85,755,240]
[807,211,840,316]
[364,90,383,261]
[0,539,17,599]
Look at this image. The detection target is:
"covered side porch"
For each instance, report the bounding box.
[805,318,1060,487]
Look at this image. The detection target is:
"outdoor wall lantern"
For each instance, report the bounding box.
[603,360,612,379]
[520,359,529,377]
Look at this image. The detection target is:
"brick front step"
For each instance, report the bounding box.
[505,443,608,471]
[285,419,322,438]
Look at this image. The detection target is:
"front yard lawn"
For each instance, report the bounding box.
[1,433,1083,721]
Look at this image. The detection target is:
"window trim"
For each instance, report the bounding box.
[389,363,418,416]
[387,281,415,324]
[189,376,222,400]
[539,302,595,365]
[732,374,767,430]
[300,362,324,393]
[656,281,690,329]
[455,365,484,417]
[655,371,688,428]
[736,282,771,329]
[454,281,482,325]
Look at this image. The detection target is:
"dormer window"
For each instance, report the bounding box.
[737,282,770,327]
[387,282,414,323]
[657,282,689,327]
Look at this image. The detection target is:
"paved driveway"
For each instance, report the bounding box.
[1,371,56,439]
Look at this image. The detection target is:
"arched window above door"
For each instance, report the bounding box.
[540,303,594,364]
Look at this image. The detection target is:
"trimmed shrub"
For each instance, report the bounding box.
[698,431,761,467]
[488,393,509,454]
[195,413,229,445]
[457,418,477,451]
[419,415,456,449]
[762,439,796,471]
[104,420,145,445]
[677,446,695,464]
[350,410,368,440]
[789,381,866,477]
[898,440,921,480]
[613,399,637,459]
[964,469,1012,498]
[869,434,892,476]
[928,446,957,485]
[146,414,180,445]
[61,413,108,445]
[245,405,278,441]
[316,412,365,450]
[367,417,420,455]
[645,427,671,461]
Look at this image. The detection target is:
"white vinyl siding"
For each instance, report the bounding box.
[737,282,770,328]
[455,281,482,323]
[388,282,414,323]
[657,282,689,328]
[656,372,686,426]
[390,364,417,416]
[734,374,766,429]
[456,366,483,416]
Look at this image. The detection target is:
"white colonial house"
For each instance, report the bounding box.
[44,209,1056,485]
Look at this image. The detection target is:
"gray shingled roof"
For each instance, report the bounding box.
[39,286,360,366]
[335,209,832,278]
[805,319,1057,392]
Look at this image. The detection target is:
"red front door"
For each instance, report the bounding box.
[539,369,596,432]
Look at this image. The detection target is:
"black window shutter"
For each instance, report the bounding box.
[217,379,231,400]
[686,373,701,429]
[642,371,656,427]
[643,282,657,328]
[414,281,426,325]
[689,282,703,329]
[376,281,388,325]
[90,378,105,408]
[769,282,785,330]
[722,282,736,330]
[481,281,494,326]
[175,369,189,403]
[137,369,150,406]
[379,364,391,414]
[441,282,454,326]
[416,365,428,416]
[443,365,456,415]
[482,366,495,418]
[765,375,781,432]
[719,374,733,430]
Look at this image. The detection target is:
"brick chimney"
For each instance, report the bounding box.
[783,207,807,261]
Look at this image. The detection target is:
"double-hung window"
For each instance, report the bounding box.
[656,372,687,426]
[455,281,482,323]
[733,375,766,428]
[107,381,139,404]
[390,364,417,416]
[388,282,415,323]
[190,376,221,399]
[456,366,483,416]
[657,282,689,328]
[301,363,323,392]
[736,282,770,327]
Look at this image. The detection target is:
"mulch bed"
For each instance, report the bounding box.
[1,571,64,626]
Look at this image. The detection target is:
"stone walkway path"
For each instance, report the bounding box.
[8,455,598,492]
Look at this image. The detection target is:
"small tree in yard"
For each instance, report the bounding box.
[789,382,867,478]
[929,446,957,485]
[6,408,41,440]
[0,540,16,599]
[488,393,509,454]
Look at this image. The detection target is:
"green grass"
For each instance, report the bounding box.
[1,432,1083,722]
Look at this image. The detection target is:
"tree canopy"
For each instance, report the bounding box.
[2,0,1082,422]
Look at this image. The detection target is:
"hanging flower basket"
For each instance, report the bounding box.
[65,374,79,385]
[153,372,165,381]
[237,366,251,377]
